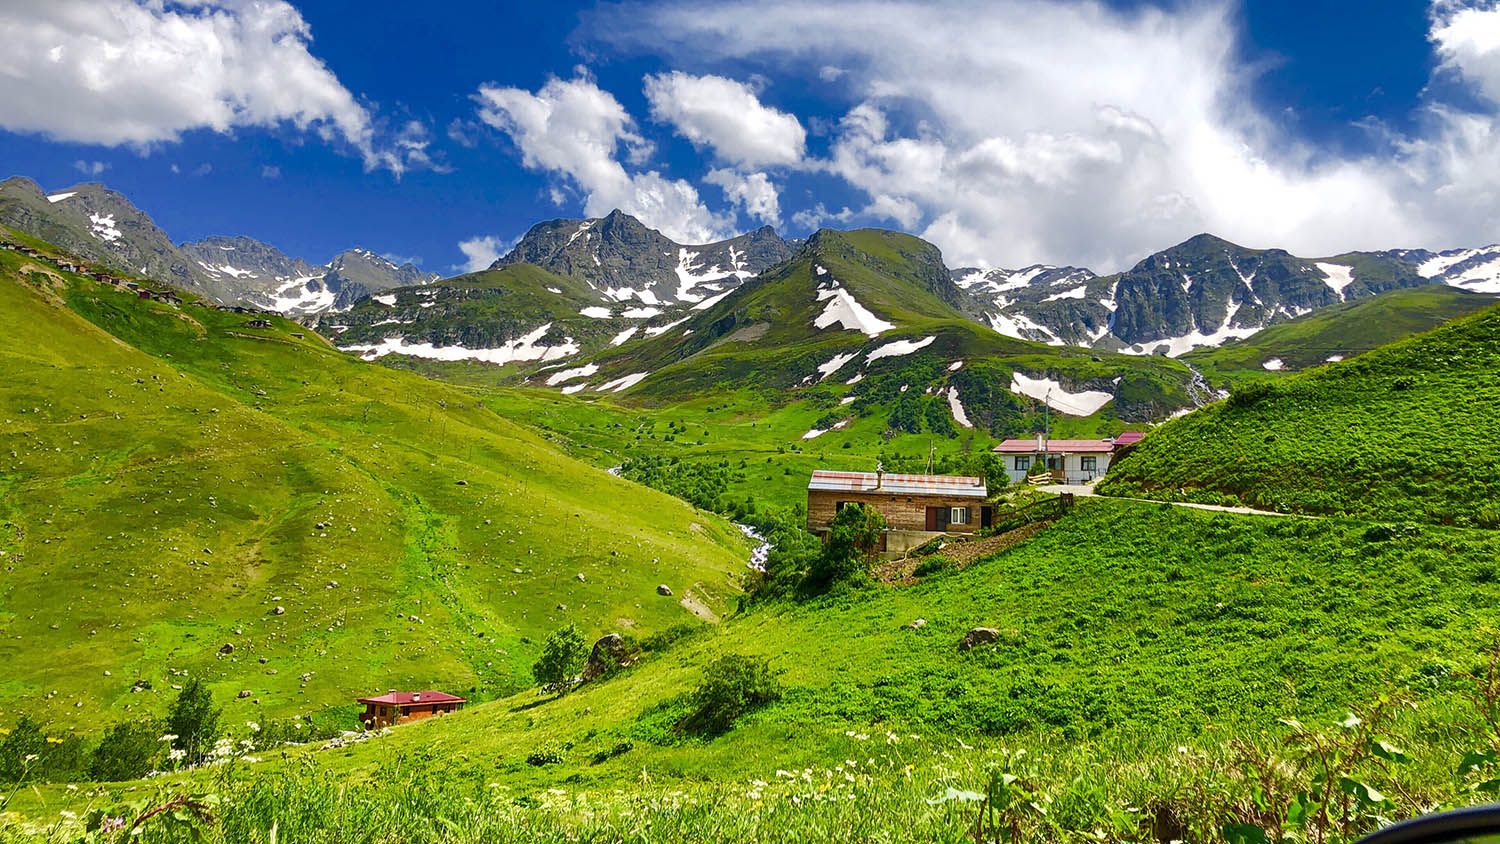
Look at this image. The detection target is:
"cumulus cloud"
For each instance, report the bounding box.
[590,0,1500,269]
[475,75,729,243]
[73,160,107,176]
[456,234,512,273]
[0,0,426,175]
[643,71,806,167]
[705,169,781,225]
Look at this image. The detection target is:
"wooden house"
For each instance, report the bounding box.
[806,469,990,556]
[356,690,466,728]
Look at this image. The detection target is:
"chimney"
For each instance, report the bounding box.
[875,460,884,489]
[1036,433,1045,452]
[412,693,421,702]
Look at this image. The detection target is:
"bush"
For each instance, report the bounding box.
[681,655,781,736]
[913,554,956,577]
[532,624,588,695]
[526,746,565,766]
[166,678,221,765]
[806,503,885,590]
[89,720,164,781]
[0,716,85,783]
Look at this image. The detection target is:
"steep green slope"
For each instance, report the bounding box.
[0,250,749,729]
[1183,284,1496,383]
[1102,303,1500,524]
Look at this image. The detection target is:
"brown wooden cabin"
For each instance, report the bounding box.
[806,470,991,555]
[357,690,466,728]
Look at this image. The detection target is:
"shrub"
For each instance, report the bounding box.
[806,503,885,590]
[532,624,588,695]
[166,678,221,765]
[526,746,565,766]
[89,720,164,782]
[1227,379,1279,408]
[681,655,781,736]
[913,554,956,577]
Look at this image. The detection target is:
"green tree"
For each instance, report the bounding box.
[0,715,46,782]
[807,503,885,589]
[682,655,781,736]
[532,624,588,695]
[89,720,165,782]
[166,678,220,764]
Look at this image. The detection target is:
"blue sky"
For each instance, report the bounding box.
[1,0,1497,274]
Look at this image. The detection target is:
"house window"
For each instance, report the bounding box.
[1081,456,1097,472]
[1015,456,1030,471]
[949,507,970,525]
[836,501,857,512]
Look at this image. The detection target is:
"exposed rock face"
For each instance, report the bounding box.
[581,633,631,681]
[958,627,1000,651]
[495,209,792,306]
[0,176,219,296]
[954,233,1434,356]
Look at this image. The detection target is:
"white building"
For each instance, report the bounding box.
[993,432,1143,485]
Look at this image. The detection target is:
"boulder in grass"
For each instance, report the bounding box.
[959,627,1000,651]
[581,634,630,681]
[656,584,673,596]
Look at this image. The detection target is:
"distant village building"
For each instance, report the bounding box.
[993,432,1144,485]
[806,469,991,556]
[357,690,466,728]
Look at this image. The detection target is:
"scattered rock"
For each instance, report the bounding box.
[219,643,235,655]
[271,606,285,616]
[575,573,586,582]
[905,618,928,630]
[408,615,423,624]
[959,627,1001,651]
[455,479,468,486]
[656,584,673,596]
[237,689,252,699]
[259,657,269,664]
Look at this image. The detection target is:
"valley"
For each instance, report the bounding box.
[2,186,1500,842]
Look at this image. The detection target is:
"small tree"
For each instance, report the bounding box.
[89,720,164,782]
[165,678,220,765]
[682,655,780,736]
[532,624,588,695]
[807,503,885,589]
[0,715,46,782]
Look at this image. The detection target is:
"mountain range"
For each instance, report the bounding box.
[0,176,436,311]
[3,173,1498,407]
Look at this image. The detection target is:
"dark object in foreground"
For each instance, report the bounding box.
[1359,802,1500,843]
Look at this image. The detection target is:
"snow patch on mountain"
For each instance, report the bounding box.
[946,387,973,428]
[989,311,1063,346]
[1042,285,1087,302]
[88,213,121,242]
[341,324,578,365]
[815,351,860,380]
[1008,372,1113,416]
[46,192,76,203]
[1315,263,1355,299]
[867,335,936,362]
[611,326,639,346]
[580,306,611,319]
[268,276,335,314]
[598,372,650,393]
[813,281,894,336]
[545,363,599,385]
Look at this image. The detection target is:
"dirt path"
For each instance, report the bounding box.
[1036,483,1299,518]
[877,520,1053,585]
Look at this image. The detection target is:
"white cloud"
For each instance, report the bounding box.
[643,71,806,167]
[73,160,107,176]
[475,75,729,243]
[261,165,281,179]
[705,169,781,225]
[591,0,1500,268]
[792,202,856,230]
[456,234,512,273]
[0,0,425,175]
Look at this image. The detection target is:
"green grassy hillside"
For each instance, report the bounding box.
[0,249,750,731]
[1183,284,1496,384]
[15,500,1500,840]
[1102,303,1500,524]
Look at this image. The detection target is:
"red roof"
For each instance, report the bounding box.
[994,438,1115,454]
[807,469,987,498]
[1113,431,1145,446]
[356,690,466,707]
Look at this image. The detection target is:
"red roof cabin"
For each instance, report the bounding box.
[806,469,991,557]
[357,690,466,728]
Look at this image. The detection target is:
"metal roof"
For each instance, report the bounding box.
[994,438,1116,454]
[807,470,987,498]
[1112,431,1145,446]
[356,690,467,706]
